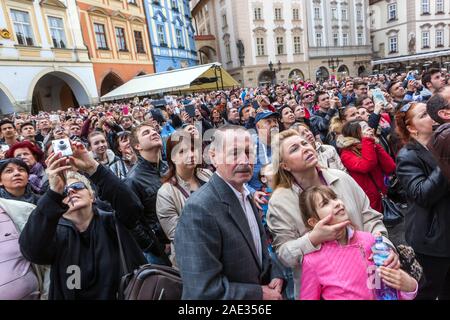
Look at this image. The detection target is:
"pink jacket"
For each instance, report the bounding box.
[299,229,417,300]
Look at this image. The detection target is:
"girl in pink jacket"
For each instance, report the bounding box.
[298,186,418,300]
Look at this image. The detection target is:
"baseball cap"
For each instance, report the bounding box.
[254,110,279,124]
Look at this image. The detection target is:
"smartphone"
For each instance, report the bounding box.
[406,72,416,82]
[52,138,73,157]
[185,105,196,118]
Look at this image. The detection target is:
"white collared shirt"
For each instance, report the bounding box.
[216,173,263,266]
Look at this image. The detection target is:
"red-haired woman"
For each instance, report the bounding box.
[6,140,47,194]
[156,131,212,266]
[395,102,450,300]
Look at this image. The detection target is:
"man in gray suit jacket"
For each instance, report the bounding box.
[175,125,284,300]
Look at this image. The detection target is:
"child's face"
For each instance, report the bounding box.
[308,194,349,228]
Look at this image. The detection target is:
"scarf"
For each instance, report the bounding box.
[29,162,45,194]
[0,185,40,205]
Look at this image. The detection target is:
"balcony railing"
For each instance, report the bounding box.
[309,45,371,58]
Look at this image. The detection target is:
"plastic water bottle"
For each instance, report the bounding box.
[371,236,398,300]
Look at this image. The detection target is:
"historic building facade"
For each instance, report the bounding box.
[143,0,198,72]
[191,0,309,87]
[370,0,450,73]
[191,0,372,86]
[304,0,372,81]
[77,0,154,97]
[0,0,98,114]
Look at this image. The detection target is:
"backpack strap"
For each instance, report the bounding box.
[113,213,129,276]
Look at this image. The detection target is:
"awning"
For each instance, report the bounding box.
[372,50,450,66]
[100,62,239,101]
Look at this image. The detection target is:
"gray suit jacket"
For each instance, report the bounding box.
[174,173,280,300]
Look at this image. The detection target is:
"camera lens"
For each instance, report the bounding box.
[59,140,67,150]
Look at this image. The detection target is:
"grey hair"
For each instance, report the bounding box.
[209,124,250,153]
[65,171,94,195]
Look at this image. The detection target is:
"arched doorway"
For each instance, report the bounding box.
[358,66,367,77]
[288,69,305,82]
[337,65,350,80]
[31,71,91,113]
[258,70,274,85]
[100,72,124,96]
[198,46,217,64]
[316,67,329,82]
[0,84,15,115]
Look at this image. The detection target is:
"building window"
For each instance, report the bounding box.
[225,42,231,62]
[342,33,348,46]
[222,14,227,27]
[331,8,337,20]
[422,31,430,48]
[254,7,262,20]
[157,24,166,46]
[316,33,322,47]
[341,9,348,21]
[134,30,145,53]
[276,36,284,54]
[333,33,339,46]
[176,29,183,48]
[388,3,397,21]
[10,9,35,46]
[422,0,430,14]
[48,16,67,49]
[94,23,108,49]
[356,9,362,21]
[436,0,445,13]
[389,36,398,53]
[128,0,137,5]
[274,8,282,20]
[314,7,321,19]
[293,36,301,53]
[171,0,178,11]
[357,33,364,46]
[256,37,265,56]
[115,27,127,51]
[436,30,444,47]
[292,8,299,20]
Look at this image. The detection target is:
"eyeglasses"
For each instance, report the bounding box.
[63,181,87,197]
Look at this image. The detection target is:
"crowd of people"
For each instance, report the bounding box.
[1,67,449,300]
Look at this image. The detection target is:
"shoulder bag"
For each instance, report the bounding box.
[114,217,183,300]
[368,174,405,227]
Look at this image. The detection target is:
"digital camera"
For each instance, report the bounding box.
[52,138,73,157]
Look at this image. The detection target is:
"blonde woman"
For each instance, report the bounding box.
[266,129,398,299]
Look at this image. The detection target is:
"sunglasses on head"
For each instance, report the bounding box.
[63,181,87,197]
[400,103,413,113]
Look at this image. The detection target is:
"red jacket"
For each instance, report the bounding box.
[340,137,396,213]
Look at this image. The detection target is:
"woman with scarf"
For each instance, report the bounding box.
[0,158,40,205]
[6,140,47,194]
[337,120,396,213]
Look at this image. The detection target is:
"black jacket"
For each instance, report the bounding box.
[19,165,146,300]
[124,156,169,255]
[396,141,450,257]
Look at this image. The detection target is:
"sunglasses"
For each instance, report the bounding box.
[63,181,87,197]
